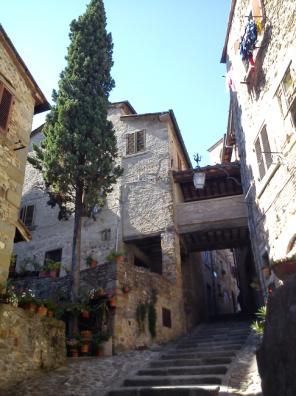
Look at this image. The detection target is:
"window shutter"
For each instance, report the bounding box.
[136,130,145,152]
[0,85,13,133]
[260,127,272,170]
[24,205,35,226]
[126,133,135,155]
[254,137,265,179]
[252,0,263,18]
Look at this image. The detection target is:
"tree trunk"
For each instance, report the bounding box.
[70,183,83,335]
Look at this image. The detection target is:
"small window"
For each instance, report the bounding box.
[0,83,13,134]
[20,205,35,227]
[276,64,296,117]
[162,308,172,328]
[126,130,145,155]
[254,126,272,180]
[177,155,182,171]
[44,249,62,266]
[101,228,111,241]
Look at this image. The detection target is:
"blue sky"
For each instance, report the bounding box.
[1,1,230,165]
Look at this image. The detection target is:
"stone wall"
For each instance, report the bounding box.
[257,274,296,395]
[0,37,36,283]
[224,0,296,286]
[0,304,66,391]
[13,262,116,300]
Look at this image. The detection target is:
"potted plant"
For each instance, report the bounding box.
[86,255,97,269]
[106,250,124,264]
[66,335,81,357]
[0,281,18,306]
[44,300,56,318]
[39,263,50,278]
[81,305,91,319]
[37,301,48,317]
[18,289,38,312]
[47,261,61,279]
[95,331,112,357]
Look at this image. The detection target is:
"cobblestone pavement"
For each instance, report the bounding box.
[220,333,262,396]
[2,332,262,396]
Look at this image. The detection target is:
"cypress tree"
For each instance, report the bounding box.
[29,0,122,306]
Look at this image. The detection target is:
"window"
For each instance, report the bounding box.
[276,64,296,118]
[254,126,272,180]
[126,130,145,155]
[0,83,13,134]
[177,155,182,170]
[162,308,172,328]
[101,228,111,241]
[20,205,35,227]
[44,249,62,265]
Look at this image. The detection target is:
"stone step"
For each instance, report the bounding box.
[138,365,228,376]
[180,336,247,344]
[124,374,223,387]
[151,357,233,368]
[161,351,236,360]
[176,343,242,351]
[108,385,220,395]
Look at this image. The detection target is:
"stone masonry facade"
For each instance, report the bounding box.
[0,26,48,284]
[222,0,296,292]
[13,102,205,351]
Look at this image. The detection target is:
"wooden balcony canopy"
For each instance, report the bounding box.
[173,162,243,202]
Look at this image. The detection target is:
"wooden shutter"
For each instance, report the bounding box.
[136,130,145,152]
[252,0,263,18]
[260,127,272,170]
[254,136,265,179]
[126,133,135,155]
[24,205,35,226]
[0,84,13,133]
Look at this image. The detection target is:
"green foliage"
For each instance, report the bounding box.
[106,250,124,262]
[148,303,157,338]
[92,331,111,345]
[28,0,122,220]
[251,306,266,335]
[136,303,147,333]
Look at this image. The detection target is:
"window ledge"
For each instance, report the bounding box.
[257,162,280,199]
[123,150,149,159]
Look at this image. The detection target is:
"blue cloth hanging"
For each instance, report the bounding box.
[240,20,258,61]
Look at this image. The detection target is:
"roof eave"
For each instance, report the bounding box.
[221,0,237,64]
[0,24,50,113]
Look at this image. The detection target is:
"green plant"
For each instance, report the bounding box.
[0,280,18,306]
[47,261,61,271]
[136,302,147,333]
[17,288,37,305]
[85,255,95,267]
[106,250,124,262]
[92,331,111,346]
[251,306,266,335]
[148,289,157,338]
[28,0,123,314]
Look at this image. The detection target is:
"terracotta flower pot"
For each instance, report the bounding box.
[115,255,124,265]
[272,260,296,280]
[24,302,37,313]
[81,310,90,319]
[81,330,92,341]
[50,270,57,280]
[109,298,116,308]
[37,305,48,317]
[39,271,49,278]
[69,349,79,358]
[80,344,90,354]
[90,260,97,269]
[47,310,54,318]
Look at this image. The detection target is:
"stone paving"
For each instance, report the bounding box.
[2,329,262,396]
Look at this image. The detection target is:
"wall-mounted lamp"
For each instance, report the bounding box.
[193,172,206,189]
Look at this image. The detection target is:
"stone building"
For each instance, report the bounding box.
[0,25,49,285]
[13,101,206,351]
[221,0,296,293]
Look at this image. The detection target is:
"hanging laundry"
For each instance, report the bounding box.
[226,67,237,92]
[239,20,258,61]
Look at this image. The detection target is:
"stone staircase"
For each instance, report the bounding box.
[108,320,250,396]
